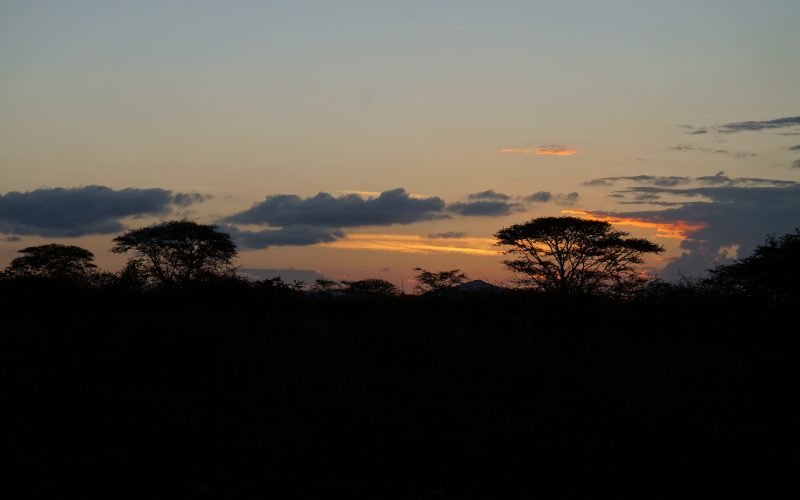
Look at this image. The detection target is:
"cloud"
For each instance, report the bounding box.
[224,225,344,249]
[614,191,684,206]
[525,191,552,202]
[225,188,445,228]
[3,235,22,242]
[0,185,203,237]
[577,181,800,280]
[788,145,800,151]
[172,192,210,206]
[224,188,456,249]
[446,189,533,217]
[714,116,800,134]
[582,179,613,187]
[467,190,511,201]
[499,145,577,156]
[669,144,756,158]
[225,188,444,228]
[633,193,662,202]
[695,171,795,187]
[686,116,800,135]
[583,175,692,187]
[427,231,467,239]
[524,191,579,205]
[554,192,579,206]
[447,200,523,217]
[584,172,792,189]
[225,187,532,249]
[793,159,800,169]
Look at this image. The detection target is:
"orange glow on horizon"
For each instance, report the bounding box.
[499,145,578,156]
[319,234,498,256]
[561,210,706,240]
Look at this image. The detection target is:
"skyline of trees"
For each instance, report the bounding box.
[1,218,796,300]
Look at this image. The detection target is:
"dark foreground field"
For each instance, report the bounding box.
[4,286,798,498]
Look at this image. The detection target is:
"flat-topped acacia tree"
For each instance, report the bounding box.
[413,267,469,293]
[112,220,237,288]
[4,243,97,281]
[495,216,664,297]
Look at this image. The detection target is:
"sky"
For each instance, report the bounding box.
[2,0,799,287]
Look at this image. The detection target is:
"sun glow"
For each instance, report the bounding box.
[499,145,578,157]
[561,210,706,239]
[319,234,498,256]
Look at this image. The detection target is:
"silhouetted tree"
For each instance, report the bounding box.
[705,229,800,302]
[3,243,97,282]
[289,279,307,291]
[341,278,402,296]
[413,267,469,293]
[311,278,341,292]
[111,220,237,288]
[495,216,664,296]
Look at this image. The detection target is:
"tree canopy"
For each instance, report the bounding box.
[495,216,664,296]
[341,278,402,296]
[413,267,469,293]
[111,220,237,288]
[705,229,800,302]
[4,243,97,281]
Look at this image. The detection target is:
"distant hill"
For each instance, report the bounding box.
[448,279,507,294]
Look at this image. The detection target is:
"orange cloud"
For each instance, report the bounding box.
[319,233,498,256]
[499,145,577,156]
[561,210,706,240]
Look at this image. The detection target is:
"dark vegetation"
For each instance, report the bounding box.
[3,219,799,498]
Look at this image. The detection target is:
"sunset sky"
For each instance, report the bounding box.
[2,1,799,287]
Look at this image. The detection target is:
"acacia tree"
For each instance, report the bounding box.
[112,220,237,288]
[495,216,664,296]
[413,267,468,293]
[311,278,341,292]
[4,243,97,281]
[341,278,402,296]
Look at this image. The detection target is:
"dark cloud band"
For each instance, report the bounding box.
[225,188,446,228]
[0,185,205,237]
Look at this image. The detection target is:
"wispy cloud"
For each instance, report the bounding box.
[686,115,800,135]
[695,171,796,186]
[583,172,792,189]
[525,191,579,205]
[669,144,756,158]
[319,234,497,256]
[427,231,467,239]
[499,145,577,156]
[716,116,800,134]
[582,175,691,187]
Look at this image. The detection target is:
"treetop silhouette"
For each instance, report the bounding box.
[706,229,800,302]
[111,220,237,288]
[413,267,469,294]
[495,216,664,296]
[4,243,97,281]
